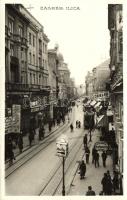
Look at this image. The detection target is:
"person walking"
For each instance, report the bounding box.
[76,120,79,128]
[79,160,86,179]
[78,121,81,128]
[83,134,88,149]
[101,173,108,195]
[70,123,74,132]
[92,146,97,164]
[18,133,23,153]
[106,170,113,195]
[94,150,99,168]
[112,171,119,194]
[85,146,90,164]
[101,151,107,167]
[39,123,45,140]
[86,186,96,196]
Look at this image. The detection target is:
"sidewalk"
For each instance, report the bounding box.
[68,128,114,195]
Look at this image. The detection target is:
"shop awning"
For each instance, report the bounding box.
[107,109,113,116]
[87,100,91,104]
[94,102,101,108]
[96,115,105,126]
[90,100,96,106]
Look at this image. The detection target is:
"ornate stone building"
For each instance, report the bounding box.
[108,4,123,178]
[5,4,50,134]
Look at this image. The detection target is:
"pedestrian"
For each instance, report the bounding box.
[76,120,79,128]
[106,170,113,195]
[92,146,97,164]
[79,160,86,179]
[86,186,96,196]
[85,146,90,164]
[112,171,119,193]
[18,133,23,153]
[101,173,108,195]
[39,124,45,140]
[83,134,87,149]
[94,150,99,168]
[29,128,34,147]
[7,137,16,166]
[78,121,81,128]
[101,151,107,167]
[70,123,74,132]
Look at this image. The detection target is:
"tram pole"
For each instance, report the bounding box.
[62,157,65,196]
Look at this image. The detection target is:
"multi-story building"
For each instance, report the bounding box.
[48,48,59,120]
[85,60,110,101]
[85,71,93,97]
[108,4,123,180]
[5,4,50,135]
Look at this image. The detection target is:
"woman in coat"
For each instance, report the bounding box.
[79,160,86,179]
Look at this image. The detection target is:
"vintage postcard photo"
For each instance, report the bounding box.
[0,0,126,198]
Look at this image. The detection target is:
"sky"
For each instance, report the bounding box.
[23,0,110,86]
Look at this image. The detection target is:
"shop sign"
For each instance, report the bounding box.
[56,135,68,157]
[31,106,40,113]
[12,105,21,133]
[95,141,109,151]
[30,101,38,108]
[5,116,13,134]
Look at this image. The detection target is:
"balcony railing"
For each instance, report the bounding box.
[21,37,28,46]
[11,34,21,43]
[6,83,51,92]
[39,49,42,55]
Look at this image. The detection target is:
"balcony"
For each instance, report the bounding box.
[6,83,29,92]
[21,37,28,47]
[6,83,50,93]
[43,68,49,75]
[10,34,21,43]
[39,49,42,55]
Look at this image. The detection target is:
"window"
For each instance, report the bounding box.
[33,74,35,84]
[29,32,31,45]
[39,57,42,67]
[43,42,44,53]
[8,19,14,34]
[33,35,35,47]
[30,73,32,84]
[10,44,14,56]
[39,74,41,85]
[19,26,23,37]
[29,52,31,64]
[45,45,47,53]
[43,59,44,68]
[33,54,35,65]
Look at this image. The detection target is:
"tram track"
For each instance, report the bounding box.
[5,120,72,178]
[38,132,84,196]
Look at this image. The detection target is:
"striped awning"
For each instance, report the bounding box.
[94,102,101,108]
[90,100,96,106]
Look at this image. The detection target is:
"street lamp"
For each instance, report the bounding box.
[56,135,69,196]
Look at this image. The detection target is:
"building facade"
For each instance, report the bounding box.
[108,4,123,177]
[5,4,50,135]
